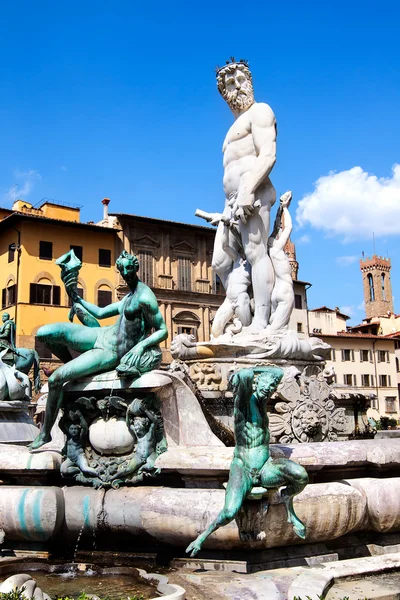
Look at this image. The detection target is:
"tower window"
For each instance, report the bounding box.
[368,273,375,301]
[382,273,386,301]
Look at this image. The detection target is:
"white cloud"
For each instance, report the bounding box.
[340,305,355,317]
[3,170,41,203]
[296,164,400,241]
[336,255,358,266]
[297,234,310,244]
[357,300,365,311]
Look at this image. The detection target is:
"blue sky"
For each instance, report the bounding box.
[1,1,399,323]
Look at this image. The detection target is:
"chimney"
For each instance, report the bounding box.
[102,198,110,221]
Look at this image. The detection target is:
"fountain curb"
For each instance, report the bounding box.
[137,568,186,600]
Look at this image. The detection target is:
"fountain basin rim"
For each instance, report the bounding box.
[0,559,185,600]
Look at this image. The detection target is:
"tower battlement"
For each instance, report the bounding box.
[360,255,391,273]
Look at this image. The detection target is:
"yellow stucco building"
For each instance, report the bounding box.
[0,200,120,356]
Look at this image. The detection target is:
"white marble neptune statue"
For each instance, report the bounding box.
[175,59,330,362]
[211,58,277,334]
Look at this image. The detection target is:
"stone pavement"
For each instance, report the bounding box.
[168,551,400,600]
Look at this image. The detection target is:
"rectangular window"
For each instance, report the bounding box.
[138,250,153,287]
[361,374,372,387]
[178,255,192,291]
[341,349,354,362]
[294,294,302,309]
[39,241,53,260]
[385,397,397,413]
[8,243,15,263]
[360,349,372,362]
[379,374,389,387]
[97,289,112,307]
[30,283,60,306]
[344,374,354,385]
[297,322,303,333]
[378,350,389,363]
[98,248,111,267]
[70,245,83,262]
[330,349,336,361]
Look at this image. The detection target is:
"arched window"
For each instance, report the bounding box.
[1,278,16,308]
[382,273,386,300]
[173,310,201,340]
[97,284,112,307]
[30,277,60,305]
[368,273,375,302]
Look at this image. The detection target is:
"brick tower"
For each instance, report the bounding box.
[360,254,394,318]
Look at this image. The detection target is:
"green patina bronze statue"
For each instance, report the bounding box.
[60,405,99,480]
[0,313,17,353]
[0,312,41,393]
[29,250,168,450]
[111,395,167,486]
[186,366,308,557]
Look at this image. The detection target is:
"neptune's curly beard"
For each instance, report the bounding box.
[224,81,254,112]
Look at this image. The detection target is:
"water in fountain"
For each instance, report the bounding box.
[27,569,155,599]
[72,523,85,566]
[107,370,119,420]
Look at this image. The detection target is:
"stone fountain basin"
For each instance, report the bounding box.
[0,560,185,600]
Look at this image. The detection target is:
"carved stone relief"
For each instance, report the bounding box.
[189,363,222,391]
[269,368,347,443]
